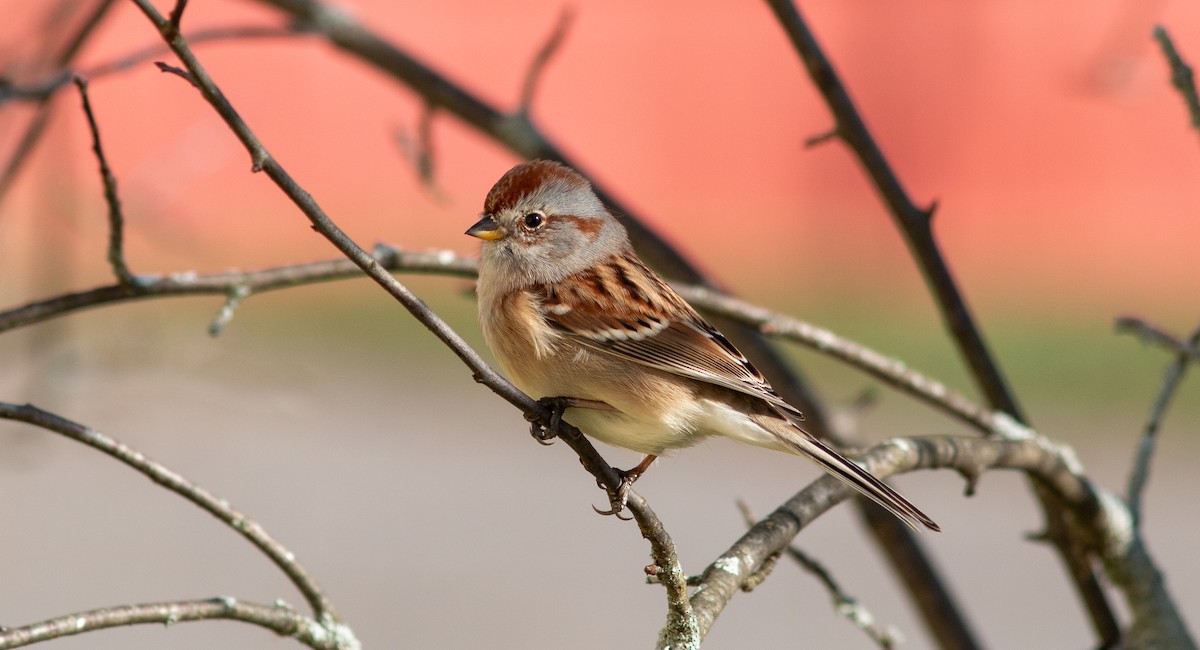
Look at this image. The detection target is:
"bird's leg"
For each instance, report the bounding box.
[594,454,657,519]
[525,396,615,445]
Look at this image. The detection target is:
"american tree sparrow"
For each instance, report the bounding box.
[467,160,938,532]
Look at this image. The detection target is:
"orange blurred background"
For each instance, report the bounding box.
[2,2,1198,648]
[2,0,1198,317]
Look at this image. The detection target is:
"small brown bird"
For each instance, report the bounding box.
[467,160,938,531]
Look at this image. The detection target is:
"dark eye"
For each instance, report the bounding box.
[523,212,545,229]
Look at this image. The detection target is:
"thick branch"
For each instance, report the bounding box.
[762,1,1123,643]
[1154,26,1200,140]
[688,433,1192,648]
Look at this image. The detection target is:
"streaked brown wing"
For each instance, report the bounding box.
[532,254,805,422]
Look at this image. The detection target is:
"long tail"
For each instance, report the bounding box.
[771,424,939,532]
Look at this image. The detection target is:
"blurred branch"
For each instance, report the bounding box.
[1116,317,1200,525]
[1153,26,1200,139]
[737,501,901,649]
[0,25,309,107]
[0,0,116,204]
[0,598,355,650]
[0,402,341,625]
[128,2,697,642]
[761,1,1123,645]
[518,6,574,116]
[393,100,441,195]
[763,0,1022,421]
[72,76,137,288]
[1116,316,1200,360]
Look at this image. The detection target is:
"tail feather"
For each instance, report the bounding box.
[773,425,939,532]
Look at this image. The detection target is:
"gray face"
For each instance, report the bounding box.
[472,162,630,287]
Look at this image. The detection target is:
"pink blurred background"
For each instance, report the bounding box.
[2,1,1198,648]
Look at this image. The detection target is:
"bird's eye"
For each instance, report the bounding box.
[523,212,545,229]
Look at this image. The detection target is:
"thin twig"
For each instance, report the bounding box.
[1116,316,1200,360]
[0,598,356,650]
[672,284,995,434]
[73,76,137,288]
[518,6,574,115]
[393,100,443,196]
[0,402,339,624]
[1118,319,1200,524]
[1154,26,1200,138]
[737,501,900,649]
[167,0,189,39]
[209,284,251,336]
[0,25,310,107]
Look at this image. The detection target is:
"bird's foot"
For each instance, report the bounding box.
[525,396,616,445]
[592,454,656,521]
[525,396,570,445]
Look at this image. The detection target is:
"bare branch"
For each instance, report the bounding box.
[154,60,197,86]
[209,284,252,336]
[518,6,575,116]
[0,402,339,623]
[1154,26,1200,139]
[73,76,137,288]
[0,249,997,442]
[856,500,978,650]
[0,598,356,650]
[692,432,1197,647]
[0,247,476,334]
[0,249,998,444]
[1118,318,1200,524]
[761,1,1122,642]
[1116,316,1200,360]
[672,284,995,434]
[738,501,901,649]
[1,25,310,108]
[763,0,1022,422]
[0,0,117,204]
[167,0,190,39]
[393,101,444,197]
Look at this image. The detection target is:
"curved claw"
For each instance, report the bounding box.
[529,421,557,445]
[591,460,649,520]
[593,502,634,521]
[527,396,570,445]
